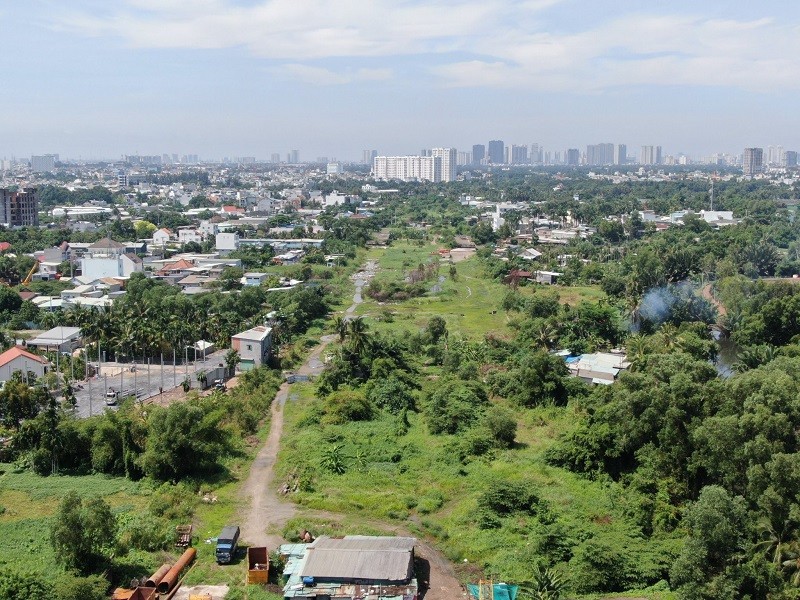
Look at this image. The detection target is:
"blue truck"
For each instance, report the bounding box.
[215,525,240,564]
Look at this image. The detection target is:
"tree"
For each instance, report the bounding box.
[139,400,229,481]
[347,317,370,357]
[670,486,749,596]
[425,378,488,435]
[134,220,157,240]
[225,348,240,377]
[0,379,47,428]
[50,491,116,574]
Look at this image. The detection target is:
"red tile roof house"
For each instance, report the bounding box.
[0,346,49,383]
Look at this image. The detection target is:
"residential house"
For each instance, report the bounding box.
[534,270,563,285]
[152,228,172,246]
[178,228,202,245]
[231,326,272,370]
[243,272,269,286]
[81,238,143,280]
[0,346,48,383]
[565,351,630,385]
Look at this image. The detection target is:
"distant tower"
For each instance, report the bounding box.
[743,147,764,177]
[472,144,485,165]
[487,140,504,164]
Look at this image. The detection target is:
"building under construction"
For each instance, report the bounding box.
[281,535,418,600]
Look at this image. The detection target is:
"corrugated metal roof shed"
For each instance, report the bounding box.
[300,536,416,583]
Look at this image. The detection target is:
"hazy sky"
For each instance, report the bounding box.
[1,0,798,161]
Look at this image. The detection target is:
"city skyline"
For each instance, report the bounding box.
[1,1,799,159]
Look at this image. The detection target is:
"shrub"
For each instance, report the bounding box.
[425,378,488,435]
[476,480,546,529]
[322,390,374,425]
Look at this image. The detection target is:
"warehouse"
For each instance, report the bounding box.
[282,535,418,600]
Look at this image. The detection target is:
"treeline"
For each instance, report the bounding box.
[39,272,331,363]
[9,366,281,479]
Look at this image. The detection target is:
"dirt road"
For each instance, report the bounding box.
[238,335,334,550]
[238,261,465,599]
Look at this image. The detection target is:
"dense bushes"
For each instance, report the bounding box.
[10,366,281,482]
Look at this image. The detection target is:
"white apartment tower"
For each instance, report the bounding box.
[373,155,439,182]
[431,147,457,182]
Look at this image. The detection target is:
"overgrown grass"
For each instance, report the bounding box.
[275,386,679,597]
[354,242,512,338]
[0,466,151,574]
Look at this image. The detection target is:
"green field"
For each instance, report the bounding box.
[0,467,151,574]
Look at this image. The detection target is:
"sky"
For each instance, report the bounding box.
[1,0,799,161]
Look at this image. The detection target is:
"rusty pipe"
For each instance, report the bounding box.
[157,548,196,594]
[144,563,171,587]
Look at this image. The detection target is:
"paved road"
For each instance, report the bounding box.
[71,350,227,418]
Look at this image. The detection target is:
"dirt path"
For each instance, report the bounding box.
[238,335,334,550]
[701,282,727,317]
[238,260,465,600]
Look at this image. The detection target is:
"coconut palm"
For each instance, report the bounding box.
[753,517,795,567]
[347,317,370,357]
[625,334,649,371]
[333,316,348,343]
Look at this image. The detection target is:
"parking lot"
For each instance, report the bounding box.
[71,350,228,418]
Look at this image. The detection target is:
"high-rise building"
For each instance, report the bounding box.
[289,150,299,164]
[531,144,542,164]
[472,144,485,165]
[0,188,39,227]
[271,153,281,164]
[785,151,798,168]
[362,149,377,165]
[373,155,440,182]
[767,145,777,165]
[615,144,627,165]
[488,140,505,164]
[585,143,614,166]
[431,148,457,182]
[510,144,529,165]
[566,149,580,166]
[457,151,472,166]
[640,145,662,165]
[30,155,56,173]
[743,147,764,176]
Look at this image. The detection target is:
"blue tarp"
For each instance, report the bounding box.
[467,583,519,600]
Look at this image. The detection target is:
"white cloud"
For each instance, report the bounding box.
[280,64,391,85]
[52,1,800,92]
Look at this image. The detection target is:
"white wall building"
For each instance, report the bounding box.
[216,232,240,253]
[431,147,457,182]
[178,228,203,245]
[80,238,143,280]
[373,155,441,182]
[231,326,272,370]
[0,346,48,383]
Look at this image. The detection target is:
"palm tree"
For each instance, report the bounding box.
[347,317,370,357]
[625,334,649,371]
[782,543,800,586]
[753,517,795,567]
[333,316,348,343]
[533,321,558,350]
